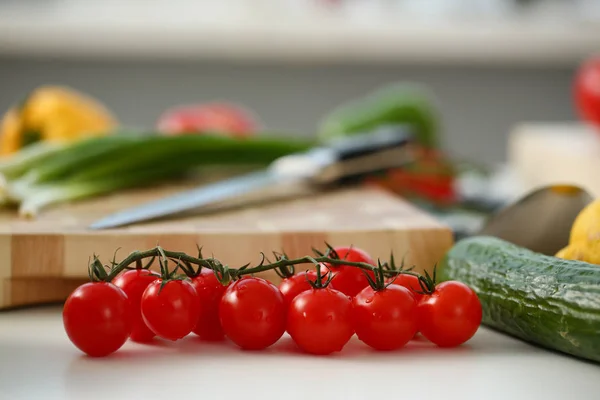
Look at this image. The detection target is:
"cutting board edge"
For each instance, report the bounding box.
[4,225,453,279]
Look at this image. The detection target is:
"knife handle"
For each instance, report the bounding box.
[328,124,413,161]
[314,124,416,184]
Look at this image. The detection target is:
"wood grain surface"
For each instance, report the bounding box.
[0,183,453,308]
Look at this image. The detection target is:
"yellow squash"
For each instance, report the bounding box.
[0,85,117,156]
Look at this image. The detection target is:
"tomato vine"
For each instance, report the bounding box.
[65,242,483,358]
[90,243,420,285]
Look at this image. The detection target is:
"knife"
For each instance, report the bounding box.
[89,125,416,230]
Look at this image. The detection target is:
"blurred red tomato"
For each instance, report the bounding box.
[156,102,258,137]
[574,56,600,127]
[365,146,457,206]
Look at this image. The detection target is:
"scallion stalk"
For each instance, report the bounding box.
[8,132,315,217]
[19,161,193,218]
[0,141,69,180]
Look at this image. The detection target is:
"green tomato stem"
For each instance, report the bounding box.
[99,245,423,285]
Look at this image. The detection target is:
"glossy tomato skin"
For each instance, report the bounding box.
[417,281,482,347]
[219,277,286,350]
[63,282,132,357]
[113,269,160,342]
[279,271,318,307]
[574,56,600,127]
[287,288,354,355]
[190,269,229,341]
[352,284,417,350]
[326,246,375,298]
[141,279,201,341]
[386,274,423,302]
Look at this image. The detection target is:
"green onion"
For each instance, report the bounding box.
[64,134,312,183]
[0,141,68,191]
[8,132,314,217]
[13,134,145,185]
[19,159,195,218]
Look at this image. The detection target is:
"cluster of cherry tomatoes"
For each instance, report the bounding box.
[62,246,482,357]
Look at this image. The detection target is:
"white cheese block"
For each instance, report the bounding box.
[508,123,600,198]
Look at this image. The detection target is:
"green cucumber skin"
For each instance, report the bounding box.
[439,236,600,363]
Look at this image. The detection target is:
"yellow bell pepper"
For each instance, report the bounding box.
[0,85,117,156]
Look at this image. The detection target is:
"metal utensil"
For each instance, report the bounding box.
[476,184,593,255]
[89,125,416,230]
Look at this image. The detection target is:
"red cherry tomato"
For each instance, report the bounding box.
[352,284,417,350]
[156,102,258,137]
[141,279,201,341]
[113,269,160,342]
[219,277,286,350]
[386,273,423,302]
[574,56,600,127]
[326,246,375,297]
[279,271,317,307]
[417,281,482,347]
[190,269,229,341]
[287,287,354,355]
[63,282,132,357]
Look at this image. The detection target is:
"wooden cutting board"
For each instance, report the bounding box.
[0,183,453,309]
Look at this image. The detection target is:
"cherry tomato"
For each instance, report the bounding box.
[190,269,229,341]
[386,273,423,302]
[141,279,201,341]
[219,277,286,350]
[352,284,417,350]
[326,246,375,297]
[417,281,482,347]
[156,102,258,137]
[279,271,316,307]
[287,287,354,355]
[63,282,132,357]
[574,56,600,127]
[113,269,160,342]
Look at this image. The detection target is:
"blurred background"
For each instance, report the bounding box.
[0,0,599,311]
[1,0,598,164]
[0,0,600,234]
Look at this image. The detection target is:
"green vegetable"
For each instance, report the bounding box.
[64,134,311,183]
[0,140,67,181]
[2,131,313,216]
[439,236,600,363]
[318,83,439,148]
[12,134,146,186]
[19,158,194,218]
[12,133,310,186]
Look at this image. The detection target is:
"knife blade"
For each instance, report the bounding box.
[89,125,415,230]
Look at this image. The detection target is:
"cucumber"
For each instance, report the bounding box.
[439,235,600,363]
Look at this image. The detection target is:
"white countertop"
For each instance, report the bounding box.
[1,306,599,400]
[0,0,599,66]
